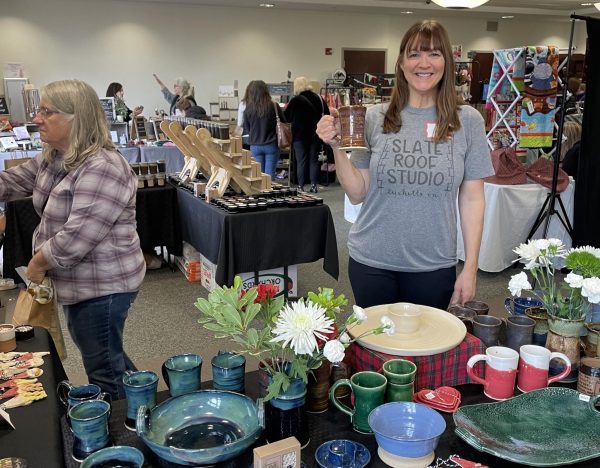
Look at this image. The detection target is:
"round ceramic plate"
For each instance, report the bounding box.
[315,440,371,468]
[349,303,466,356]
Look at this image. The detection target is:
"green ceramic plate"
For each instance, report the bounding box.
[453,388,600,466]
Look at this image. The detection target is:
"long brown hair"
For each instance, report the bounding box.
[384,20,460,142]
[243,80,273,118]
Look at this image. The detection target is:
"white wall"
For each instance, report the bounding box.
[0,0,587,115]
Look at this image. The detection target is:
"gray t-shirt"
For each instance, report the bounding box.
[348,103,494,272]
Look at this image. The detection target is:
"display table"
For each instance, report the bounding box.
[457,180,575,272]
[55,369,597,468]
[2,185,182,282]
[140,146,185,174]
[174,185,339,286]
[0,327,68,466]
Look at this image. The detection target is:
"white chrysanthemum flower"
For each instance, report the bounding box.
[339,332,351,344]
[270,300,333,355]
[534,239,551,251]
[582,277,600,304]
[323,339,346,363]
[380,316,395,336]
[569,246,600,260]
[352,305,367,323]
[508,272,532,297]
[514,242,541,269]
[565,272,584,289]
[547,238,564,248]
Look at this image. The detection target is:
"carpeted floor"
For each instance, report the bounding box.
[34,182,516,389]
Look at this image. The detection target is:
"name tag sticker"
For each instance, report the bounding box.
[426,122,436,139]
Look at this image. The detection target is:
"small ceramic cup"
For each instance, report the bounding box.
[382,359,417,384]
[385,380,414,403]
[57,381,111,413]
[388,303,421,334]
[502,315,535,351]
[123,370,159,431]
[162,353,203,397]
[327,440,357,468]
[211,351,246,392]
[517,344,571,392]
[472,315,502,348]
[69,400,111,462]
[505,296,543,316]
[467,346,519,400]
[464,300,490,315]
[330,371,387,433]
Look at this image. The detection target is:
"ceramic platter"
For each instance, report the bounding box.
[454,388,600,466]
[349,303,466,356]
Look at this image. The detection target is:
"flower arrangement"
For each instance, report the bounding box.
[195,277,394,400]
[508,238,600,320]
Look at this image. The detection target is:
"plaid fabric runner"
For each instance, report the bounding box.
[349,333,485,391]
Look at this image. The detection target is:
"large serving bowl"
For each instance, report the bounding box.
[368,402,446,458]
[136,390,264,466]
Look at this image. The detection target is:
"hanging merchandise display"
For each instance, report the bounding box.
[519,46,560,148]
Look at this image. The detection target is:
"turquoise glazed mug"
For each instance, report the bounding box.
[57,380,111,412]
[69,399,111,462]
[81,446,144,468]
[211,351,246,392]
[123,370,159,431]
[330,371,387,433]
[162,353,202,397]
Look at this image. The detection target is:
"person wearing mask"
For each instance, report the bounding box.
[317,20,493,310]
[105,82,143,122]
[153,74,196,115]
[284,76,329,192]
[242,80,286,178]
[0,80,145,399]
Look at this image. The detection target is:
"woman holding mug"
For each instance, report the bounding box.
[0,80,145,399]
[316,20,493,309]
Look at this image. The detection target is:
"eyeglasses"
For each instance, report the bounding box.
[36,107,61,118]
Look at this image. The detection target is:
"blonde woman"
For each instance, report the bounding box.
[153,74,197,115]
[0,80,145,399]
[317,20,493,309]
[284,76,329,192]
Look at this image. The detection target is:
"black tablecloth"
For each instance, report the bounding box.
[175,186,339,286]
[0,328,68,467]
[2,185,182,282]
[58,370,598,468]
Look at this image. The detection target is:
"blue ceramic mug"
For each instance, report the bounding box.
[69,399,111,462]
[162,353,202,397]
[211,351,246,392]
[57,380,111,412]
[504,296,543,316]
[81,446,144,468]
[123,370,159,431]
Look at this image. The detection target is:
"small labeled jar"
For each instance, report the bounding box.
[137,175,146,189]
[156,173,166,187]
[0,324,17,352]
[146,174,155,188]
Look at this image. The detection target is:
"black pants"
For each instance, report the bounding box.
[348,257,456,310]
[293,140,321,187]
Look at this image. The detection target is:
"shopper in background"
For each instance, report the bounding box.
[285,76,329,192]
[105,82,143,122]
[176,99,209,120]
[0,79,145,399]
[242,80,286,178]
[561,121,582,178]
[317,19,493,310]
[153,74,197,115]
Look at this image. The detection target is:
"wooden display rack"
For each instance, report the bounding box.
[159,120,272,195]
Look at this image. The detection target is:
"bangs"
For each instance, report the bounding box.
[404,28,444,53]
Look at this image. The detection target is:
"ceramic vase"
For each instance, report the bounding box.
[265,376,310,448]
[546,313,585,383]
[306,361,331,413]
[331,360,351,398]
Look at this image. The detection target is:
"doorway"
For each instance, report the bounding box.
[342,49,387,74]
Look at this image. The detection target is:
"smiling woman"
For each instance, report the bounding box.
[0,79,145,400]
[316,19,494,312]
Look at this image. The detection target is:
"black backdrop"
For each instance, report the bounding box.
[573,17,600,247]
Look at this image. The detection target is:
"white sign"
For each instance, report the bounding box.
[4,63,25,79]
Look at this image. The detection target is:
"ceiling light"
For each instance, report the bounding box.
[595,2,600,10]
[431,0,489,8]
[401,10,414,14]
[502,15,514,18]
[580,3,592,5]
[259,3,275,7]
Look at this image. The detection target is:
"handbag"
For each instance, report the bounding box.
[273,102,292,150]
[12,288,67,361]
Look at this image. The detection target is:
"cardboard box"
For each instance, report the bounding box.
[253,437,300,468]
[199,255,298,298]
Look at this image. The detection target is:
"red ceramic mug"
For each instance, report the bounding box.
[467,346,519,400]
[517,344,571,392]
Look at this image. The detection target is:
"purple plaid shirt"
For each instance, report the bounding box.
[0,149,145,305]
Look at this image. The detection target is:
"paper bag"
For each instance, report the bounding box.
[12,289,67,361]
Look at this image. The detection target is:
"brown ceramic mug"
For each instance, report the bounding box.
[337,105,367,150]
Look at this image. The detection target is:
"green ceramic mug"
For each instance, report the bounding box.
[330,371,387,433]
[382,359,417,384]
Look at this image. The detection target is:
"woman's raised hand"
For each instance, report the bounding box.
[153,74,165,88]
[316,108,341,148]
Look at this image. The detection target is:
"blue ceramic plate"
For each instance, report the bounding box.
[315,440,371,468]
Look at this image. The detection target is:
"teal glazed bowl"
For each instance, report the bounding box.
[136,390,264,466]
[80,446,144,468]
[368,402,446,458]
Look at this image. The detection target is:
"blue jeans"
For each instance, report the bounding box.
[250,143,279,178]
[63,292,138,400]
